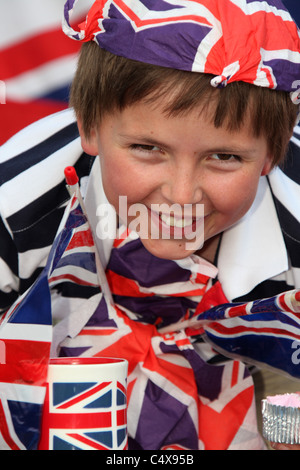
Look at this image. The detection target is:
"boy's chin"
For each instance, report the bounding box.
[139,237,201,260]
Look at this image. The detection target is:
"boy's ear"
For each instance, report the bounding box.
[77,118,99,156]
[261,155,274,176]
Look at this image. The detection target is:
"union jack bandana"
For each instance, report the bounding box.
[63,0,300,102]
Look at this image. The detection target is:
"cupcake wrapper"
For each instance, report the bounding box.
[261,399,300,444]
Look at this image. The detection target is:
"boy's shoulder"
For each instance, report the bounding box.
[281,123,300,184]
[0,109,95,306]
[0,108,94,233]
[290,123,300,156]
[291,123,300,152]
[0,108,78,163]
[268,123,300,257]
[0,109,81,197]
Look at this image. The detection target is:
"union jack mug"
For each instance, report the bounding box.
[38,357,128,450]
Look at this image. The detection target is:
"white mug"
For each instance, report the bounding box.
[38,357,128,450]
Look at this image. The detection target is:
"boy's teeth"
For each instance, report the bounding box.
[160,213,193,227]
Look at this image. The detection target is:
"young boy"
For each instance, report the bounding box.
[0,0,300,450]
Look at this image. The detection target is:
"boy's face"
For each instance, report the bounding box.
[79,96,273,261]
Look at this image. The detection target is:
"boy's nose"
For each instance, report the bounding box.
[161,162,203,206]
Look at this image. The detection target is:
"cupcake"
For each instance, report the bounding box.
[261,393,300,444]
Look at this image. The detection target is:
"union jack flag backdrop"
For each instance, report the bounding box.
[1,183,300,450]
[0,0,91,145]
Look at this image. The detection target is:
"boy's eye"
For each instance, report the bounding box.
[211,153,241,161]
[130,144,161,153]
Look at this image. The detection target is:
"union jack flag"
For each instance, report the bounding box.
[63,0,300,96]
[0,252,52,449]
[195,289,300,380]
[0,191,103,450]
[0,0,91,145]
[38,379,127,450]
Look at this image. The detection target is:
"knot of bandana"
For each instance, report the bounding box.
[63,0,300,103]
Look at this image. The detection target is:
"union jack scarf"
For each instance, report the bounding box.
[1,187,300,450]
[63,0,300,102]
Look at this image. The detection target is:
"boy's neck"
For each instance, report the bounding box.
[195,234,221,265]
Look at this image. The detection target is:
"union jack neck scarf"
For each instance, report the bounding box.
[63,0,300,102]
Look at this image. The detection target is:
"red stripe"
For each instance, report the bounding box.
[185,326,205,337]
[231,361,239,388]
[117,408,127,426]
[176,338,192,348]
[0,400,22,450]
[66,229,94,250]
[106,270,154,298]
[194,272,211,285]
[78,328,117,336]
[48,411,112,429]
[227,303,249,318]
[0,28,81,80]
[0,100,67,146]
[117,381,126,395]
[260,66,275,89]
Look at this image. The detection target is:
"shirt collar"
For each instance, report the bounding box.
[83,157,116,269]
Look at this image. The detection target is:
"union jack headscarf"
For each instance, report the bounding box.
[63,0,300,103]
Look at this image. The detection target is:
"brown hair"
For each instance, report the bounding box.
[70,42,298,166]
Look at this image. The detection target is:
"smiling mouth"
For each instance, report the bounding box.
[159,213,197,228]
[147,206,205,239]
